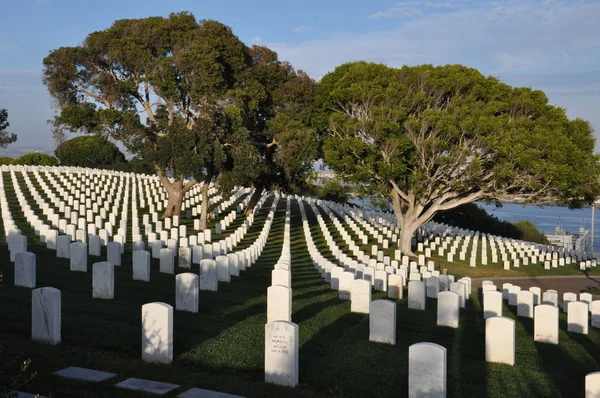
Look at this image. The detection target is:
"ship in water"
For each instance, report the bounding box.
[545,217,588,251]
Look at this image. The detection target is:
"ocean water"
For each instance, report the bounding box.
[477,202,600,251]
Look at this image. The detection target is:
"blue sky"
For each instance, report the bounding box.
[1,0,599,150]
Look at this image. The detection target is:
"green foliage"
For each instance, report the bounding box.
[0,109,17,149]
[43,13,252,183]
[55,135,126,168]
[434,203,551,245]
[0,156,13,165]
[316,61,600,248]
[11,153,59,166]
[513,220,551,245]
[220,45,319,195]
[43,13,318,218]
[127,156,154,175]
[315,179,351,203]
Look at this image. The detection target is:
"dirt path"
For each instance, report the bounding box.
[470,275,600,305]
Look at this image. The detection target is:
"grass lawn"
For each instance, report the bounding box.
[1,171,599,397]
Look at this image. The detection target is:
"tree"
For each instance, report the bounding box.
[316,62,600,255]
[234,46,319,215]
[128,156,154,175]
[55,135,126,168]
[0,156,13,165]
[12,153,59,166]
[316,179,351,203]
[43,13,260,228]
[513,220,551,245]
[0,109,17,149]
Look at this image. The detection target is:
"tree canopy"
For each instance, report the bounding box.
[0,109,17,149]
[55,135,126,168]
[315,61,600,254]
[43,12,318,227]
[228,45,319,213]
[12,153,59,166]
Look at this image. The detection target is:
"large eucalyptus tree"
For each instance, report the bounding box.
[316,62,600,255]
[43,13,259,228]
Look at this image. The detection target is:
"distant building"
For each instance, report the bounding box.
[545,218,588,251]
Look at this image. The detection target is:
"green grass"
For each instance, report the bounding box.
[1,172,599,397]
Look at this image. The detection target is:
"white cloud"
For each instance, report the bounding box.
[252,36,261,43]
[369,7,422,19]
[394,0,466,8]
[293,25,312,33]
[270,0,600,79]
[271,0,600,149]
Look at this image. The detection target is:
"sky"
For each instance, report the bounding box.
[0,0,599,152]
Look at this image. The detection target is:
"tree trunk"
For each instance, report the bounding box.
[390,187,420,256]
[159,177,184,219]
[155,167,197,219]
[164,189,184,218]
[244,185,264,217]
[199,183,209,231]
[398,221,419,256]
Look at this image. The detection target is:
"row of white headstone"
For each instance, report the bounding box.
[142,195,284,363]
[416,221,594,268]
[27,195,285,366]
[328,193,592,268]
[29,284,600,397]
[479,281,600,368]
[265,198,298,387]
[3,166,257,261]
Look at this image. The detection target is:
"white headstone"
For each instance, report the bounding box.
[89,234,101,256]
[542,290,558,307]
[199,259,218,291]
[388,274,403,299]
[568,301,589,334]
[178,247,191,269]
[215,255,231,282]
[369,300,396,345]
[57,235,71,259]
[534,304,559,344]
[70,242,88,272]
[141,302,173,364]
[159,248,174,274]
[586,371,600,398]
[272,269,291,288]
[426,276,440,299]
[591,301,600,328]
[408,342,447,398]
[92,262,114,299]
[32,287,61,345]
[486,317,515,365]
[517,290,534,318]
[563,292,577,313]
[437,291,460,328]
[15,252,36,288]
[351,279,371,314]
[339,271,355,300]
[267,285,292,323]
[408,281,426,310]
[133,250,151,282]
[175,273,199,313]
[508,285,521,306]
[450,282,466,308]
[107,241,122,266]
[264,321,299,387]
[483,291,503,319]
